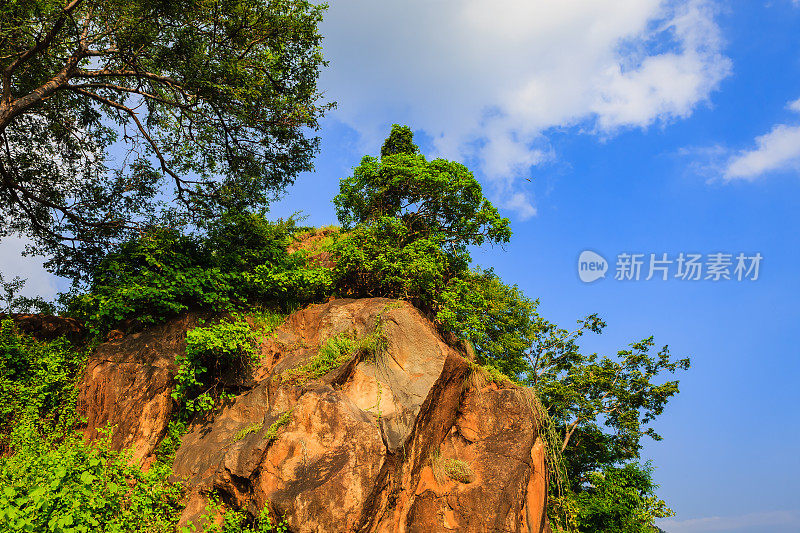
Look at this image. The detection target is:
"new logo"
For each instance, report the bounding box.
[578,250,607,283]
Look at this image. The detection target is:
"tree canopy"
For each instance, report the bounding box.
[0,0,331,281]
[334,124,511,255]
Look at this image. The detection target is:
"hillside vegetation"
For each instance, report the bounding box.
[0,126,688,532]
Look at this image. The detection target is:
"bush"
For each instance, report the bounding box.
[65,212,331,336]
[552,463,673,533]
[0,319,86,453]
[0,320,185,532]
[331,217,457,301]
[437,269,535,378]
[0,429,183,533]
[183,493,289,533]
[173,313,283,416]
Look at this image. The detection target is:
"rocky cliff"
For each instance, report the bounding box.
[76,298,549,532]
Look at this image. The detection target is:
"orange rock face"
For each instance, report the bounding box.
[77,299,549,532]
[1,313,85,342]
[77,313,202,465]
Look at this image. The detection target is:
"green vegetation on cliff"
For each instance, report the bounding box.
[0,116,688,533]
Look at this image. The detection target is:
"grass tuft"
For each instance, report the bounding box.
[285,318,387,384]
[264,410,292,442]
[429,449,475,484]
[233,422,262,442]
[444,458,475,484]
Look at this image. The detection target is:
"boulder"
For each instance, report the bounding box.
[77,313,203,465]
[77,299,550,532]
[1,313,85,342]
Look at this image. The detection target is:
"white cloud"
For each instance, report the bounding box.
[722,96,800,181]
[320,0,731,217]
[723,124,800,180]
[658,509,800,532]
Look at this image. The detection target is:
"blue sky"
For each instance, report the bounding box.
[2,1,800,531]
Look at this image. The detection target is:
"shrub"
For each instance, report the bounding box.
[0,428,183,533]
[0,319,86,452]
[552,463,674,533]
[285,331,356,384]
[183,493,288,533]
[173,313,283,416]
[438,269,535,378]
[331,217,457,302]
[64,212,331,336]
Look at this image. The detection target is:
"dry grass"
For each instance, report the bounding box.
[429,449,475,484]
[444,459,475,484]
[464,362,514,391]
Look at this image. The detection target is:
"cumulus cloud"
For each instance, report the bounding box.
[723,96,800,181]
[320,0,731,217]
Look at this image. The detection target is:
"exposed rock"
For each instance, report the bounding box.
[77,312,204,465]
[288,227,338,268]
[77,298,549,532]
[1,313,85,342]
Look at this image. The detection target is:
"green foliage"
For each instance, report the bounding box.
[380,124,418,158]
[334,124,511,252]
[0,428,183,533]
[1,0,332,282]
[0,319,85,452]
[0,273,55,314]
[552,463,673,533]
[332,217,456,301]
[183,494,288,533]
[0,322,186,532]
[330,125,509,304]
[65,212,329,335]
[439,269,535,377]
[532,332,691,482]
[173,313,279,416]
[153,420,187,468]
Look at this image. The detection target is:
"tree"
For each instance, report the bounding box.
[331,124,510,302]
[526,320,690,482]
[0,0,331,281]
[334,124,511,255]
[438,268,536,376]
[435,269,688,530]
[562,462,674,533]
